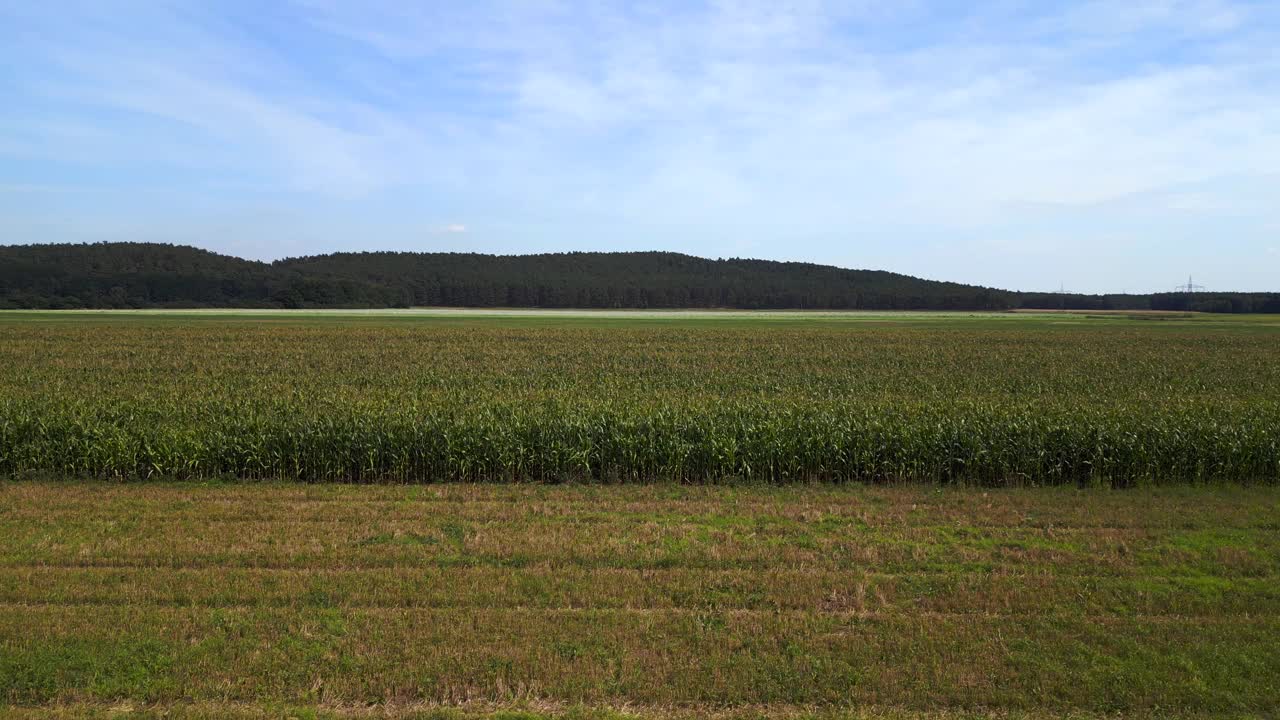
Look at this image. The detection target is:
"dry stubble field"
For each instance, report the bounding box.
[3,483,1279,719]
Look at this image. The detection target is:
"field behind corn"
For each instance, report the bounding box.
[1,310,1279,485]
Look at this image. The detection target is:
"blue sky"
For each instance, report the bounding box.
[2,0,1277,293]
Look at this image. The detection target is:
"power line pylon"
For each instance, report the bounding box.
[1174,275,1205,293]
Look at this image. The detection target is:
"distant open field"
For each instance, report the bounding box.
[1,309,1278,484]
[2,482,1278,718]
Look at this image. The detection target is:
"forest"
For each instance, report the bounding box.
[2,242,1276,312]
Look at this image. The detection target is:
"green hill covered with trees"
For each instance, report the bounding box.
[1,242,1275,312]
[276,250,1011,310]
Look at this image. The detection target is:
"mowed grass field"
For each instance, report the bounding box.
[2,482,1279,718]
[2,310,1279,485]
[2,310,1279,718]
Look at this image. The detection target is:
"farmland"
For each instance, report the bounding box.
[2,310,1279,718]
[1,310,1279,485]
[2,482,1279,718]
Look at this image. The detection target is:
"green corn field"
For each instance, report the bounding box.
[2,311,1278,485]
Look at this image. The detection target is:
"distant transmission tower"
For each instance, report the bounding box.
[1174,275,1206,293]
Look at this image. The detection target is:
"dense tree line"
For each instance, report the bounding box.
[0,243,403,309]
[277,250,1013,310]
[1,242,1275,312]
[1017,291,1280,314]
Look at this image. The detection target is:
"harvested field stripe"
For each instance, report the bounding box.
[3,567,1278,617]
[2,483,1279,714]
[0,701,1258,719]
[5,601,1278,710]
[1,600,1273,623]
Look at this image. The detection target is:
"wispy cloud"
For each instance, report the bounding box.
[1,1,1277,291]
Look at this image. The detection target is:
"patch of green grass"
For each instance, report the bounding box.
[0,638,176,704]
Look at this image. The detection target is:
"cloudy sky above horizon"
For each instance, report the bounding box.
[2,0,1278,293]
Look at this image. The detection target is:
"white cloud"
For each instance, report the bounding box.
[2,0,1278,291]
